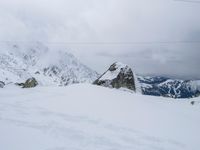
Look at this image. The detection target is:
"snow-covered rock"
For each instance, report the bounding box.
[94,62,136,91]
[22,77,38,88]
[0,42,98,86]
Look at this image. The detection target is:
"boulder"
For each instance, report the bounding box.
[191,101,195,105]
[15,83,25,87]
[93,62,136,91]
[0,81,5,88]
[23,77,38,88]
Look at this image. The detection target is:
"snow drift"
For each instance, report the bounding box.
[0,84,200,150]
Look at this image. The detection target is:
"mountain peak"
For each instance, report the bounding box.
[0,42,98,86]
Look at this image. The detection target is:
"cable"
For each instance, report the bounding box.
[174,0,200,3]
[0,40,200,45]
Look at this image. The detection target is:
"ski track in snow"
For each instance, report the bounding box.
[0,94,185,150]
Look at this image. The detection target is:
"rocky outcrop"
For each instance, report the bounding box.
[0,81,5,88]
[93,62,136,91]
[23,78,38,88]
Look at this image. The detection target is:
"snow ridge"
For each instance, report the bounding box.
[0,42,98,86]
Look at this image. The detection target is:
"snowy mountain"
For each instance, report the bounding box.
[138,76,200,98]
[1,42,199,99]
[0,42,98,86]
[1,43,200,150]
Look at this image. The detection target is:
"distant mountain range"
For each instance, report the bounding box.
[0,42,199,99]
[138,76,200,98]
[0,42,98,86]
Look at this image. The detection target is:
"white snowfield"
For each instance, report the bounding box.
[0,84,200,150]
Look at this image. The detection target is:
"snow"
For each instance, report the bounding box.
[190,80,200,91]
[99,70,119,80]
[99,62,128,80]
[0,42,98,86]
[1,84,200,150]
[134,72,142,93]
[140,83,153,89]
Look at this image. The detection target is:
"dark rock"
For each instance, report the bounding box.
[191,101,195,105]
[93,62,136,91]
[23,77,38,88]
[15,83,25,87]
[35,71,40,74]
[0,81,5,88]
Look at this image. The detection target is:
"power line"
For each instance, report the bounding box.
[0,40,200,45]
[174,0,200,3]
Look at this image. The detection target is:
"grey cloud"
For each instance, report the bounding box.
[0,0,200,79]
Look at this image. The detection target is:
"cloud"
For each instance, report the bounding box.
[0,0,199,79]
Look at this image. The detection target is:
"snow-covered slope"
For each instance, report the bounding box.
[0,84,200,150]
[0,42,98,86]
[138,76,200,98]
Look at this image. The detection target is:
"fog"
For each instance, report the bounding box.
[0,0,200,79]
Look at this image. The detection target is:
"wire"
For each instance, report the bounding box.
[174,0,200,3]
[0,40,200,45]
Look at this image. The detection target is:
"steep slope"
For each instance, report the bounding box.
[138,76,200,98]
[0,84,200,150]
[0,42,98,86]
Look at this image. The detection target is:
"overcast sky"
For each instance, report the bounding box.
[0,0,200,79]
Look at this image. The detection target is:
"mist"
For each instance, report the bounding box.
[0,0,200,79]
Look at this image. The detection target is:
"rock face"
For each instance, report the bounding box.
[23,78,38,88]
[93,62,136,91]
[0,81,5,88]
